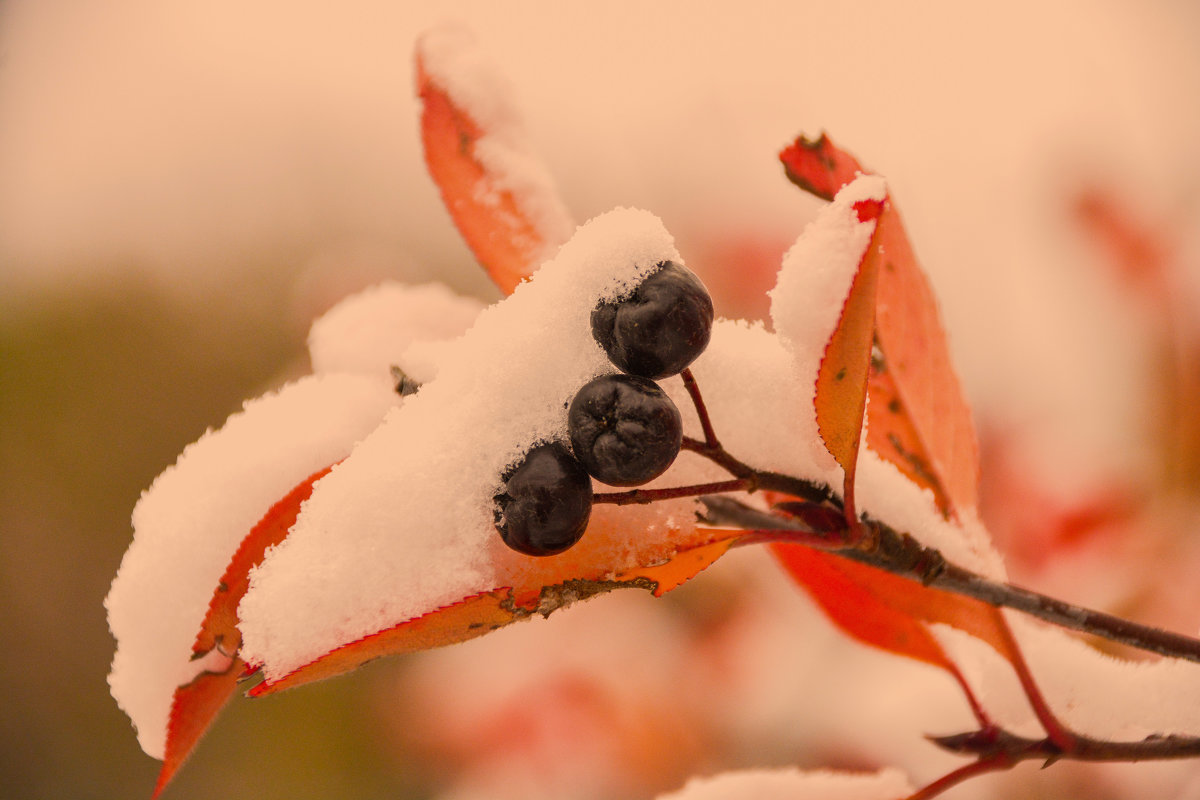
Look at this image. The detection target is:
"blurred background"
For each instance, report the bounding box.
[2,1,1200,798]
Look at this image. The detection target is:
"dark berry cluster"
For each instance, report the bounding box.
[494,260,713,556]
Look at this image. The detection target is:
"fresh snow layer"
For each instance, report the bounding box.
[308,281,484,381]
[416,23,575,261]
[105,372,398,758]
[656,768,913,800]
[238,207,681,680]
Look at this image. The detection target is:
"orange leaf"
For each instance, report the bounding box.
[250,528,745,697]
[870,207,980,517]
[156,466,331,797]
[416,34,573,294]
[783,132,979,519]
[814,196,885,520]
[250,588,520,696]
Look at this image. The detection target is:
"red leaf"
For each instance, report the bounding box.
[773,543,970,671]
[779,132,866,202]
[155,466,331,797]
[772,542,1046,730]
[416,34,573,294]
[1074,188,1169,293]
[153,657,243,799]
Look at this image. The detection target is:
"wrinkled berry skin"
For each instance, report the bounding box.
[494,442,593,556]
[568,373,683,486]
[591,261,714,379]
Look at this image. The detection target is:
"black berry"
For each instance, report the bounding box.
[494,442,593,556]
[591,261,714,379]
[568,373,683,486]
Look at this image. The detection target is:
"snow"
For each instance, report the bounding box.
[768,174,885,375]
[933,613,1200,740]
[655,768,913,800]
[104,372,398,758]
[238,207,681,680]
[308,281,485,381]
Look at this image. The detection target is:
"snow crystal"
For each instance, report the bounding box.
[416,23,575,260]
[307,281,484,381]
[655,768,913,800]
[238,207,681,680]
[105,372,397,758]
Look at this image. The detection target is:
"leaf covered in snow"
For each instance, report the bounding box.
[786,132,980,520]
[416,24,575,293]
[770,152,1034,726]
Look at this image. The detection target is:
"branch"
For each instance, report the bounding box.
[905,727,1200,800]
[700,495,1200,666]
[667,366,1200,666]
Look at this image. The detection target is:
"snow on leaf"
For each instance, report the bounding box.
[249,526,746,697]
[235,208,699,683]
[770,140,1060,729]
[105,373,397,760]
[192,466,334,660]
[417,24,575,293]
[307,282,485,381]
[154,465,333,796]
[780,132,980,519]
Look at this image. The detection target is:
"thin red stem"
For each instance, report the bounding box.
[680,367,720,448]
[904,754,1012,800]
[993,611,1076,753]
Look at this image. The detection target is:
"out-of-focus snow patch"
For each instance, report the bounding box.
[393,590,709,800]
[655,767,913,800]
[105,372,398,758]
[308,281,485,381]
